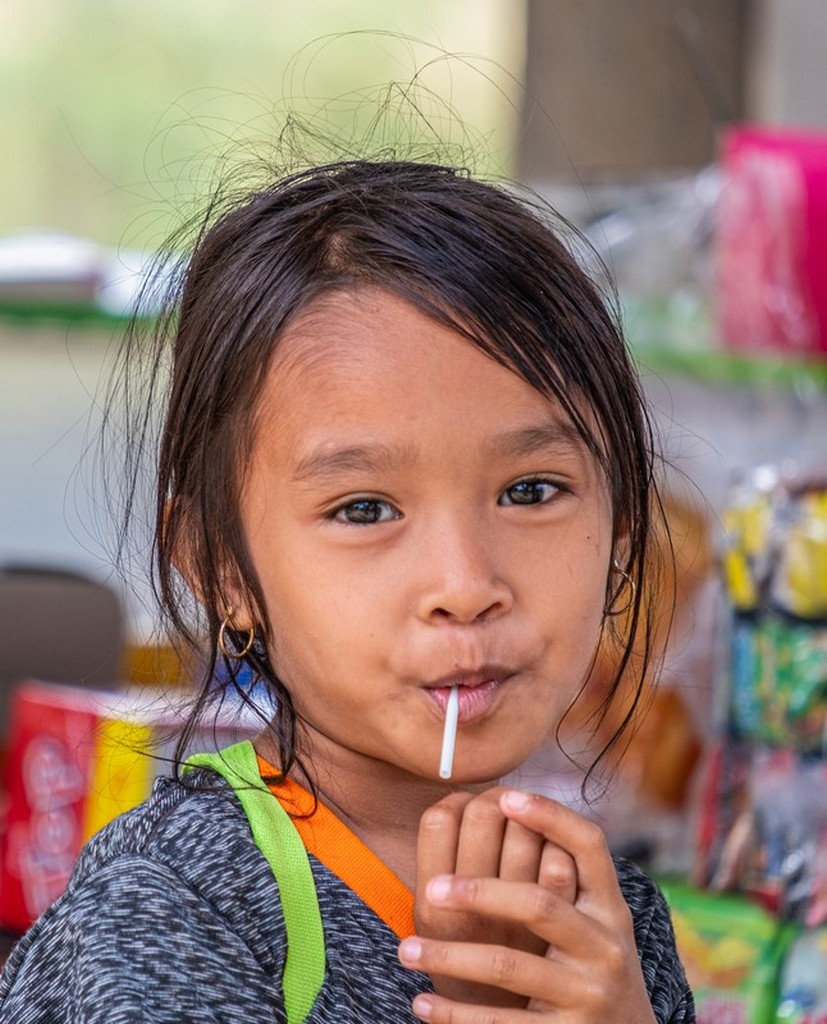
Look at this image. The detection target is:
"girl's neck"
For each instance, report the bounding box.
[313,761,443,889]
[256,729,488,890]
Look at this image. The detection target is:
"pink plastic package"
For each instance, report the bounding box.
[717,126,827,359]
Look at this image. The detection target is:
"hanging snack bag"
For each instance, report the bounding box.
[772,487,827,622]
[720,468,779,614]
[776,927,827,1022]
[660,881,787,1024]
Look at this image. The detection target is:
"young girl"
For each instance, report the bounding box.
[0,159,693,1022]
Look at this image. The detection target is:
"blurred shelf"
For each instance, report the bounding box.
[633,345,827,394]
[0,302,131,330]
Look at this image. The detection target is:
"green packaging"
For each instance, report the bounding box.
[660,881,790,1024]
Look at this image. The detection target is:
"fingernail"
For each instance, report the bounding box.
[427,875,453,903]
[412,994,434,1020]
[502,790,530,811]
[398,937,423,964]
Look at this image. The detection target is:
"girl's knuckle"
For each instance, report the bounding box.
[525,886,557,923]
[420,804,458,833]
[481,1014,508,1024]
[610,942,630,975]
[447,1009,506,1024]
[580,820,609,856]
[440,1002,476,1024]
[488,947,519,986]
[458,876,482,903]
[428,942,452,971]
[581,977,609,1011]
[599,935,627,977]
[463,798,503,829]
[540,859,575,890]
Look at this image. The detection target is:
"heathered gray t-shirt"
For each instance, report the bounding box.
[0,773,694,1022]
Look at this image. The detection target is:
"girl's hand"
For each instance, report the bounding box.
[412,787,577,1008]
[401,790,657,1024]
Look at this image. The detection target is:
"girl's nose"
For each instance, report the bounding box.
[414,521,514,625]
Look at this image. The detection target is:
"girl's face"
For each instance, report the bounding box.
[240,288,614,786]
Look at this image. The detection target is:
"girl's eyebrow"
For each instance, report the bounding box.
[483,422,587,461]
[290,423,585,484]
[290,441,415,482]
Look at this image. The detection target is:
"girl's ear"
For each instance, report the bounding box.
[610,524,633,579]
[214,583,257,631]
[605,524,634,620]
[165,497,256,629]
[612,510,632,565]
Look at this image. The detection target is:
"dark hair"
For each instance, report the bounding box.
[118,159,669,790]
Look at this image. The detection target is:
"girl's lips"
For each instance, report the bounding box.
[427,678,504,723]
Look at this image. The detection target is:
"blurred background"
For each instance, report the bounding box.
[4,0,827,570]
[4,0,826,585]
[2,2,827,1013]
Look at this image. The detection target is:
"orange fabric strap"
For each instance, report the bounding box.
[257,756,415,940]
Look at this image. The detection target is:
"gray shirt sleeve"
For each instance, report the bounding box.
[0,855,285,1024]
[615,857,695,1023]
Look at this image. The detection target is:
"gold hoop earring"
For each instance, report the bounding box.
[607,559,636,616]
[218,611,255,659]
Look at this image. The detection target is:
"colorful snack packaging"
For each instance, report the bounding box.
[772,489,827,621]
[730,615,827,753]
[717,126,827,359]
[660,880,789,1024]
[0,679,256,932]
[776,927,827,1022]
[720,469,778,614]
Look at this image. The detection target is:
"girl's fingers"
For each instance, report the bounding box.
[403,945,655,1024]
[454,788,509,878]
[423,875,591,954]
[497,818,546,884]
[410,991,517,1024]
[403,881,653,1023]
[416,791,474,894]
[418,789,549,890]
[398,934,567,1005]
[412,796,655,1023]
[417,789,556,1005]
[499,791,628,922]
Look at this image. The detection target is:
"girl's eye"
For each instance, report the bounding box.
[331,499,400,525]
[499,479,560,507]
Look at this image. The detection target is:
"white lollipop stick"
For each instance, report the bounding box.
[439,685,460,780]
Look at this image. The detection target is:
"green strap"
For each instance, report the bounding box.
[184,740,325,1023]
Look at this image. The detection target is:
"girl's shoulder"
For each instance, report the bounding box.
[54,769,278,922]
[613,856,695,1023]
[69,768,257,886]
[613,853,672,922]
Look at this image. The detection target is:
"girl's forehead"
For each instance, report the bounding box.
[250,288,601,471]
[260,288,554,421]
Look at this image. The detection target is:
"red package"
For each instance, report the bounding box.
[717,126,827,358]
[0,680,255,932]
[0,684,100,932]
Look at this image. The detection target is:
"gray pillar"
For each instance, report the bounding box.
[748,0,827,128]
[519,0,752,182]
